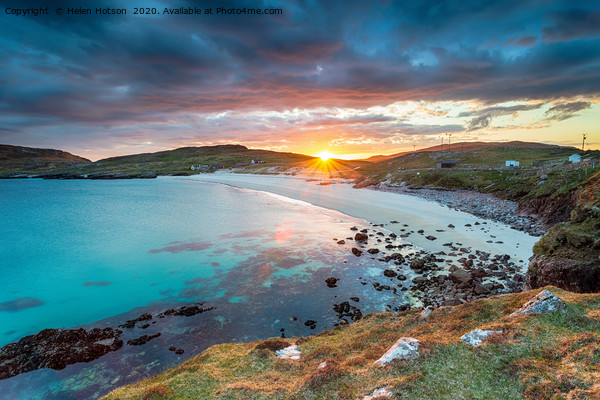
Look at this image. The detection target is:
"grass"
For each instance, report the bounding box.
[102,287,600,400]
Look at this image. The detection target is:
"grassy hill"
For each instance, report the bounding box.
[358,144,599,202]
[362,141,567,163]
[0,145,369,179]
[0,144,91,176]
[102,287,600,400]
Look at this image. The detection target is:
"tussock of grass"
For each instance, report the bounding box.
[103,287,600,400]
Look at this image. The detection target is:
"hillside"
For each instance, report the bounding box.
[363,141,565,163]
[5,144,370,179]
[102,287,600,400]
[0,144,91,177]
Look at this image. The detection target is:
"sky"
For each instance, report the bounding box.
[0,0,599,161]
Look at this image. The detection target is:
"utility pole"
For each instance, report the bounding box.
[441,136,444,151]
[582,133,587,153]
[447,133,452,152]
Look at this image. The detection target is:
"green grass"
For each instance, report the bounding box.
[102,288,600,400]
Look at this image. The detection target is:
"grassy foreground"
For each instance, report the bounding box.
[103,287,600,400]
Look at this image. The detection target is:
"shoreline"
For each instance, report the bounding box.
[177,172,539,264]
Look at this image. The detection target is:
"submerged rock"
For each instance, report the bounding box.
[374,337,420,366]
[0,327,123,379]
[127,333,161,346]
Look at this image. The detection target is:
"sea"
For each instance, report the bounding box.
[0,178,415,399]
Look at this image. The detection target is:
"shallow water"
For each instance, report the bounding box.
[0,179,415,399]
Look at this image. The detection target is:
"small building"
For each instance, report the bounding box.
[505,160,520,167]
[569,154,581,163]
[210,164,226,169]
[436,159,459,169]
[251,159,264,164]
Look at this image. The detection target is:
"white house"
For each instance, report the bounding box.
[569,154,581,163]
[505,160,519,167]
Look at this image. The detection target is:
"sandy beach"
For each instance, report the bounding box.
[172,173,539,266]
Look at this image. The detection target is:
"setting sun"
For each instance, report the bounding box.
[315,151,334,162]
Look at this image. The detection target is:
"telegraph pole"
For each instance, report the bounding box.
[447,133,452,152]
[582,133,587,153]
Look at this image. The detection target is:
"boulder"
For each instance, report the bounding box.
[355,232,369,242]
[352,248,363,257]
[449,269,472,285]
[510,290,565,316]
[275,344,301,360]
[383,269,397,278]
[374,337,420,366]
[461,329,502,346]
[363,388,393,400]
[325,277,338,288]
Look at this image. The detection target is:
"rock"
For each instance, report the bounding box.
[350,226,358,231]
[540,174,548,180]
[473,284,490,295]
[527,255,600,293]
[337,240,345,245]
[174,348,184,355]
[352,247,363,257]
[0,327,123,379]
[119,313,153,329]
[425,235,437,241]
[159,303,214,318]
[304,320,317,329]
[127,332,161,346]
[397,274,407,281]
[275,344,301,360]
[510,290,565,316]
[410,258,425,270]
[355,233,369,242]
[367,248,380,254]
[449,269,472,285]
[461,329,502,346]
[447,224,455,228]
[412,277,428,285]
[325,277,338,288]
[383,269,397,278]
[374,337,420,366]
[363,388,393,400]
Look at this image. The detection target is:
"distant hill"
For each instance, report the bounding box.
[0,145,90,176]
[363,141,567,163]
[0,144,370,179]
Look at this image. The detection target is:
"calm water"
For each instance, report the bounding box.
[0,178,416,399]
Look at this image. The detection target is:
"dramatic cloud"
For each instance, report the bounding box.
[460,104,544,131]
[544,101,592,121]
[0,0,598,157]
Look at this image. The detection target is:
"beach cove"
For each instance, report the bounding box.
[0,175,539,399]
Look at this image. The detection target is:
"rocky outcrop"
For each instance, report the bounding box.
[517,192,577,227]
[510,289,565,316]
[275,344,301,360]
[461,329,502,346]
[0,327,123,380]
[527,256,600,293]
[374,337,420,366]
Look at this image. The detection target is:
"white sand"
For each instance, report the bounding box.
[166,173,538,266]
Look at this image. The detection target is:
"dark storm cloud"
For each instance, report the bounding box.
[0,0,598,149]
[542,9,600,42]
[544,101,592,121]
[459,104,544,131]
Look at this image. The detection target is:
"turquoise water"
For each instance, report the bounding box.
[0,178,366,346]
[0,178,413,399]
